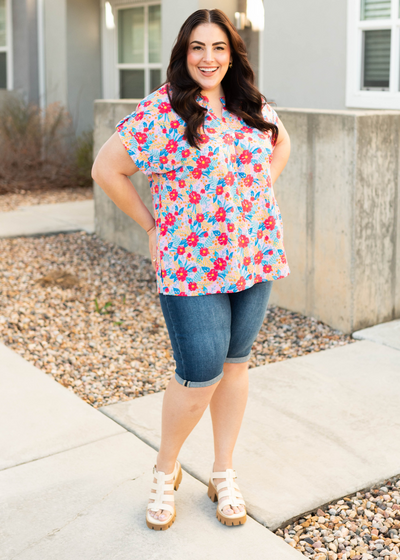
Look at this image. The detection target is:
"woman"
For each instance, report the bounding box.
[92,9,291,530]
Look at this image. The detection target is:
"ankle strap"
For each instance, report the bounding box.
[211,468,237,479]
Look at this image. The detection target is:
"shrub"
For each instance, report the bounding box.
[0,94,93,194]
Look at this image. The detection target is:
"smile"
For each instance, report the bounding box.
[198,67,218,75]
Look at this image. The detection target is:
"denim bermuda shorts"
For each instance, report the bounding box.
[159,280,273,388]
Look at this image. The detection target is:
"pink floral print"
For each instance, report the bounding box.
[116,84,290,296]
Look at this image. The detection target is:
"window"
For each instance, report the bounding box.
[346,0,400,108]
[117,3,161,99]
[0,0,7,88]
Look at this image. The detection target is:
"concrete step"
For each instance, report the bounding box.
[353,318,400,351]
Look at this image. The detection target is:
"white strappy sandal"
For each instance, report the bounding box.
[146,461,182,530]
[208,468,247,526]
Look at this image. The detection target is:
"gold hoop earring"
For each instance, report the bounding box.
[229,61,232,68]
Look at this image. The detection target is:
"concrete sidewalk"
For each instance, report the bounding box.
[1,318,399,559]
[0,200,94,238]
[0,343,306,560]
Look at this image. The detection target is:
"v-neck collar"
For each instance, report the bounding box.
[196,94,227,120]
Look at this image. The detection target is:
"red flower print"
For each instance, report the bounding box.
[207,269,218,281]
[242,200,252,213]
[255,274,263,283]
[227,223,235,233]
[188,282,197,291]
[238,235,249,248]
[264,216,276,230]
[196,156,211,169]
[160,156,168,164]
[169,189,178,201]
[199,134,209,143]
[216,185,224,195]
[263,264,272,273]
[196,213,205,222]
[281,255,287,264]
[224,172,235,186]
[159,102,171,113]
[165,213,176,226]
[213,258,227,271]
[200,247,209,256]
[254,163,262,173]
[144,100,152,107]
[181,150,190,158]
[277,230,281,239]
[160,223,168,236]
[241,126,253,133]
[189,191,201,204]
[187,232,199,247]
[243,257,251,266]
[166,170,176,180]
[215,207,226,222]
[257,230,263,239]
[254,251,263,264]
[223,134,234,145]
[236,276,246,290]
[244,175,253,187]
[235,132,245,140]
[161,270,167,278]
[230,154,236,163]
[218,233,228,246]
[176,267,188,281]
[239,150,252,165]
[207,128,216,134]
[178,180,186,189]
[135,111,144,121]
[177,245,185,255]
[171,120,180,129]
[166,139,178,153]
[135,132,147,144]
[192,168,202,179]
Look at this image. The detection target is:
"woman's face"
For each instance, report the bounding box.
[187,23,231,95]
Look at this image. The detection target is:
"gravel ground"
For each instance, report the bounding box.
[0,231,354,408]
[0,187,93,212]
[275,476,400,560]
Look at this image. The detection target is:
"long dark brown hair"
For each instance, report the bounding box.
[165,9,278,149]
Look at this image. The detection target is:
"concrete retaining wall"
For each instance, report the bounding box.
[93,100,400,333]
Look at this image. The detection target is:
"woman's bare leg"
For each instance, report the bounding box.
[209,361,249,515]
[148,376,219,521]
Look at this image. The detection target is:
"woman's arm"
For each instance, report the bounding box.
[91,131,156,234]
[91,132,157,269]
[270,117,291,186]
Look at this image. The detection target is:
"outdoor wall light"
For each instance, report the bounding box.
[246,0,264,31]
[105,1,115,30]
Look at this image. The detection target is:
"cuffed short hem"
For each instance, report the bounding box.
[175,370,224,388]
[224,352,251,364]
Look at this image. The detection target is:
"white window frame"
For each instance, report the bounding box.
[346,0,400,108]
[0,0,13,89]
[115,1,162,99]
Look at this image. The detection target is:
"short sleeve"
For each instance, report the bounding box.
[116,88,188,176]
[262,102,279,127]
[115,103,153,175]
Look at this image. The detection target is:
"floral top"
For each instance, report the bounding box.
[116,84,290,296]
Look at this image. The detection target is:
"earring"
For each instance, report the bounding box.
[229,61,233,68]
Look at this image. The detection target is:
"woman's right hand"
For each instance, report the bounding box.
[147,225,157,272]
